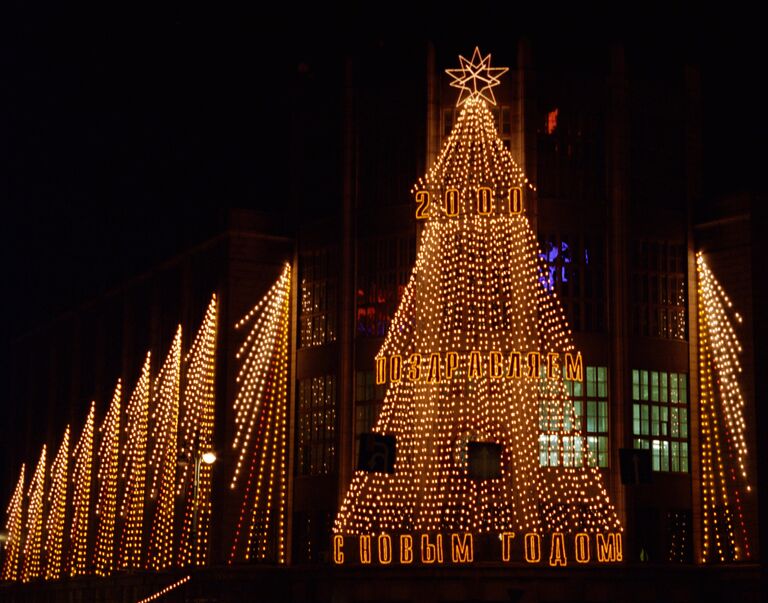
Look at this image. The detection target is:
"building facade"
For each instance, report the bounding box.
[0,37,761,602]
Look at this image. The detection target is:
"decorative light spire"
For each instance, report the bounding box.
[445,47,508,106]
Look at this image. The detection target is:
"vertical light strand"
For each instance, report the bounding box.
[0,465,25,582]
[93,380,122,576]
[44,427,69,580]
[147,327,182,570]
[69,402,95,577]
[118,352,151,570]
[21,445,46,582]
[228,263,291,563]
[177,294,218,567]
[696,253,751,561]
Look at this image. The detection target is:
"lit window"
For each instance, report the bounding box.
[539,365,609,468]
[546,108,559,134]
[632,369,688,472]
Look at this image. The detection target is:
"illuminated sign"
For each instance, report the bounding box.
[332,532,622,566]
[375,351,582,384]
[414,187,524,219]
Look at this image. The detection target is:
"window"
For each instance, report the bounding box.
[356,236,415,338]
[539,366,609,468]
[539,233,606,332]
[296,375,337,476]
[299,249,337,347]
[631,240,687,340]
[667,510,692,563]
[355,371,385,437]
[632,369,688,472]
[536,104,604,202]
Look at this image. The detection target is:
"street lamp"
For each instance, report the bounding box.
[192,450,217,560]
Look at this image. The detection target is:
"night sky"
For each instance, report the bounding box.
[1,3,764,397]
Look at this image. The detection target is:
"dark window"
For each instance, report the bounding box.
[631,240,687,340]
[296,375,337,476]
[356,236,415,338]
[299,249,338,347]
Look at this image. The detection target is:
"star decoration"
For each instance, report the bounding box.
[446,47,509,107]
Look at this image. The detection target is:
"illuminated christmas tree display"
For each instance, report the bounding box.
[21,445,46,582]
[94,380,122,576]
[44,427,69,581]
[335,49,621,542]
[696,253,751,562]
[177,295,218,567]
[0,465,25,582]
[69,402,95,577]
[228,264,291,564]
[147,327,182,570]
[118,352,151,570]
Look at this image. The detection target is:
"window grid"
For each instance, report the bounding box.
[538,232,606,332]
[297,375,337,476]
[356,236,415,338]
[539,366,609,468]
[632,369,688,472]
[631,240,687,340]
[299,249,338,347]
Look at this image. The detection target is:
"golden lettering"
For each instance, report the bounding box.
[468,350,483,380]
[574,533,590,563]
[427,353,442,383]
[564,352,583,382]
[360,535,372,564]
[451,533,473,563]
[400,534,414,564]
[375,356,386,385]
[446,351,459,380]
[501,532,516,562]
[390,355,402,382]
[489,351,503,379]
[332,535,344,564]
[524,533,541,563]
[407,353,421,381]
[548,533,567,567]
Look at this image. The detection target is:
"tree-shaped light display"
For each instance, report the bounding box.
[44,427,69,580]
[118,352,151,570]
[94,380,122,576]
[0,465,25,582]
[335,49,621,537]
[229,264,291,564]
[69,402,95,577]
[696,253,751,562]
[147,328,182,570]
[177,295,218,567]
[21,445,46,582]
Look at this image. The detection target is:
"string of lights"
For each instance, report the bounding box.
[177,295,218,567]
[136,575,191,603]
[69,402,95,577]
[44,428,69,580]
[147,328,182,570]
[696,253,751,562]
[335,50,619,537]
[118,353,151,570]
[229,264,291,563]
[0,465,25,582]
[94,380,122,576]
[20,446,46,582]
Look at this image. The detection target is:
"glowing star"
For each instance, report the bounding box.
[445,47,508,107]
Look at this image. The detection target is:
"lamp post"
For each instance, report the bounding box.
[192,450,217,560]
